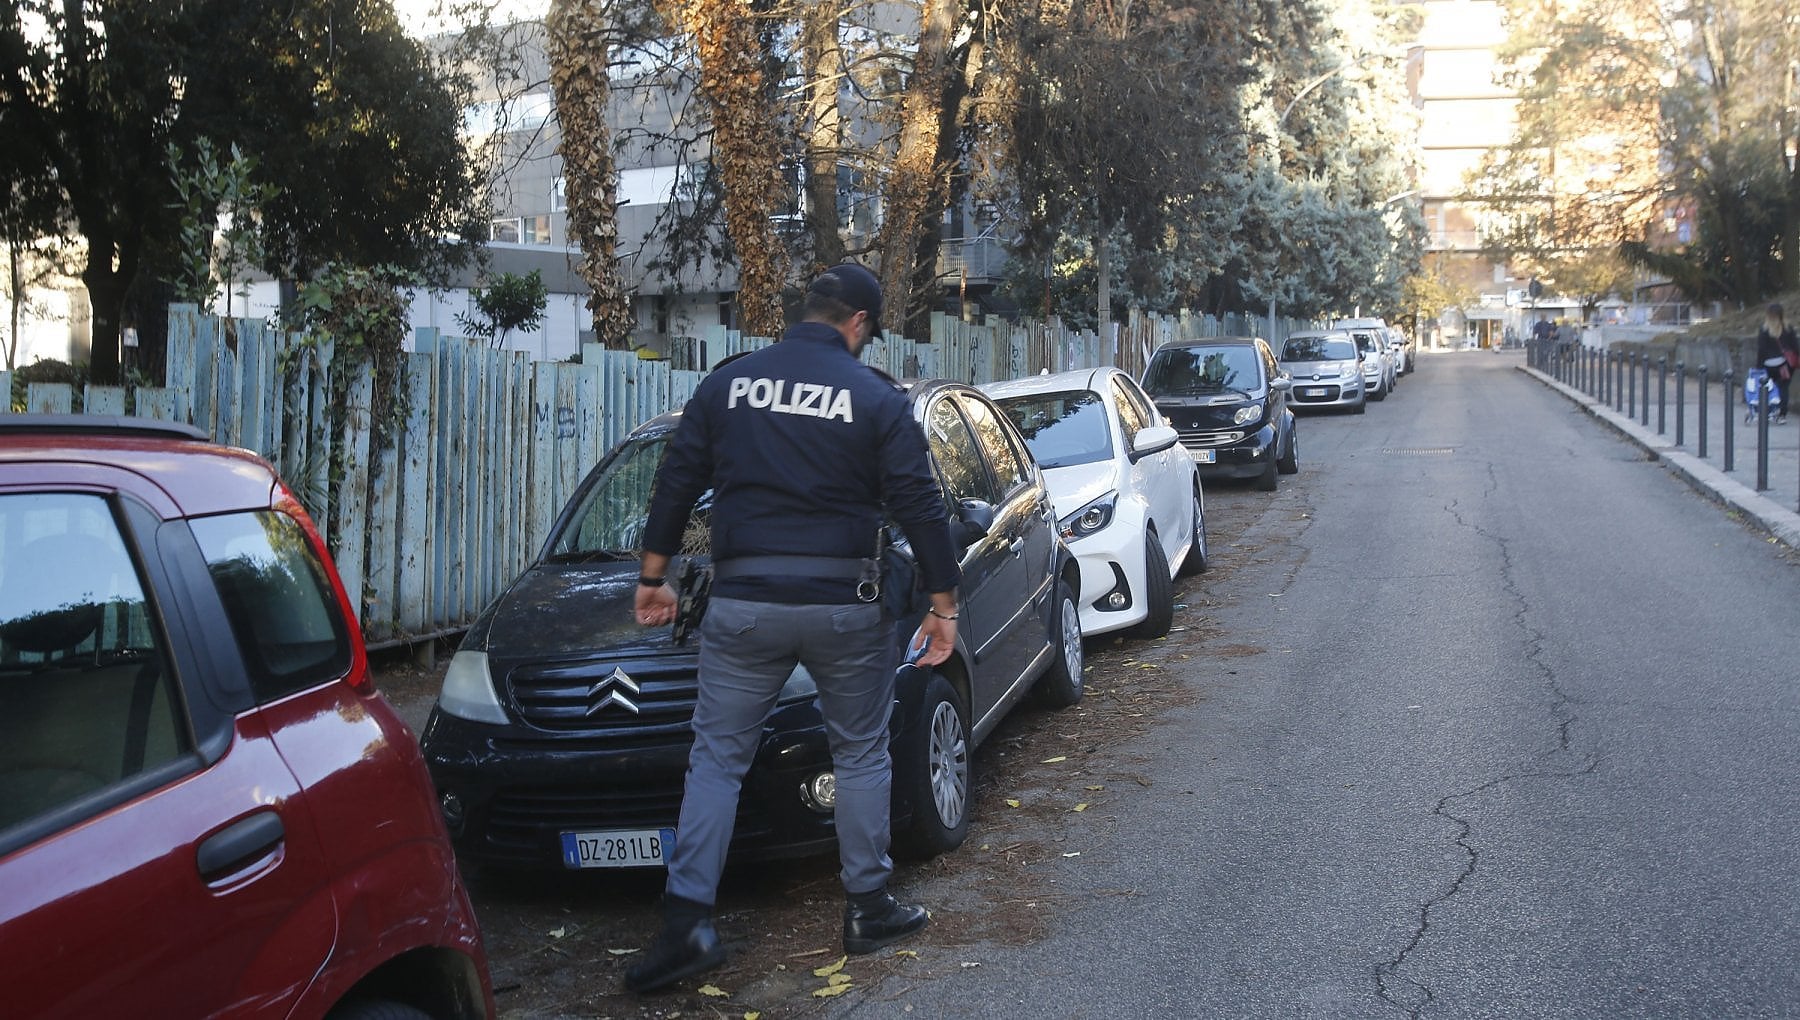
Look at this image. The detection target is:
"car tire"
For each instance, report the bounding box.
[1177,489,1208,576]
[1353,396,1367,415]
[1131,536,1174,639]
[893,672,971,860]
[1255,454,1279,491]
[1033,580,1085,708]
[1370,380,1386,401]
[328,1000,433,1020]
[1277,429,1299,474]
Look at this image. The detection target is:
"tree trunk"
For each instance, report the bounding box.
[81,250,126,385]
[876,0,959,338]
[802,1,845,273]
[1096,225,1110,332]
[660,0,787,337]
[546,0,636,349]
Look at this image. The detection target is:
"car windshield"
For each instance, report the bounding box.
[546,430,712,562]
[996,390,1115,469]
[1283,336,1357,361]
[1143,346,1261,396]
[1350,331,1381,353]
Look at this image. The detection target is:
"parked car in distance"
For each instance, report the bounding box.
[984,367,1206,640]
[1384,326,1416,374]
[1280,330,1367,414]
[420,379,1084,872]
[1333,318,1403,389]
[1140,336,1299,492]
[0,416,494,1020]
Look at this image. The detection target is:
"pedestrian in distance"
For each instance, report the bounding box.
[625,262,964,994]
[1756,302,1798,425]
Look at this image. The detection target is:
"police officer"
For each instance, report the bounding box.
[625,263,963,993]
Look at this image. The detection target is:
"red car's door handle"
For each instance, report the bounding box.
[197,810,286,881]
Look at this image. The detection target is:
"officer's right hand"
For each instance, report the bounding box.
[912,612,956,667]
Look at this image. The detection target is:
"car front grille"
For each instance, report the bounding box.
[1177,428,1247,449]
[504,656,698,733]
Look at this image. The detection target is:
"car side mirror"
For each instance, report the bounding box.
[1130,424,1180,461]
[952,498,995,548]
[1269,375,1294,392]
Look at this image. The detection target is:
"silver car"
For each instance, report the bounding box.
[1279,331,1367,413]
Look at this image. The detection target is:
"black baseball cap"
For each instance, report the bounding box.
[808,263,883,338]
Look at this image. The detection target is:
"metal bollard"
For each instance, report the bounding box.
[1617,352,1627,412]
[1658,357,1667,434]
[1724,369,1735,473]
[1641,354,1652,427]
[1675,361,1686,446]
[1628,352,1637,419]
[1756,380,1770,492]
[1697,365,1708,459]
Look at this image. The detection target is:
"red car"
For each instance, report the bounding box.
[0,415,493,1020]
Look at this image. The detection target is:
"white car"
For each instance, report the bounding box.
[984,367,1206,639]
[1344,326,1396,399]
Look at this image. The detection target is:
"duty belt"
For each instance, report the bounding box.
[712,555,881,603]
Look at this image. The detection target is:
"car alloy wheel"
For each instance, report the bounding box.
[1178,490,1208,575]
[1034,581,1085,708]
[895,672,971,858]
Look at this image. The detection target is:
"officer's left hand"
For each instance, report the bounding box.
[635,584,678,627]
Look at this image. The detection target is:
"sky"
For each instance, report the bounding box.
[392,0,550,37]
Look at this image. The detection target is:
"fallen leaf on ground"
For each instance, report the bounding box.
[813,984,854,998]
[548,927,566,939]
[828,973,853,986]
[1072,803,1089,812]
[1063,851,1081,858]
[1005,798,1021,808]
[813,956,847,978]
[605,948,638,956]
[698,984,729,998]
[895,950,919,958]
[1085,785,1104,791]
[1040,755,1068,764]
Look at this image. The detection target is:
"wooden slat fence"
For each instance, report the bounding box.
[3,301,1292,647]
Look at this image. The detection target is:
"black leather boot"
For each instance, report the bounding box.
[843,888,928,955]
[624,894,726,993]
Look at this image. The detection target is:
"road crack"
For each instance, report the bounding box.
[1376,482,1599,1016]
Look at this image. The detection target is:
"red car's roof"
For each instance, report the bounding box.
[0,416,280,519]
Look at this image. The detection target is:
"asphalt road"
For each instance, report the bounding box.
[823,350,1800,1019]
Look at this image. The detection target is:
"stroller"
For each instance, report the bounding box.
[1744,368,1776,423]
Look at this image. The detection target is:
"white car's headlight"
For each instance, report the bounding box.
[1060,492,1118,540]
[1232,404,1260,425]
[438,650,510,724]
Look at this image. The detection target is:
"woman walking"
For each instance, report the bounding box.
[1756,302,1799,424]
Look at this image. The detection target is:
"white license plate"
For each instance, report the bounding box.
[1303,387,1327,397]
[561,828,674,869]
[1191,448,1217,464]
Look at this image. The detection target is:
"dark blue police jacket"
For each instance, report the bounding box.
[642,321,962,605]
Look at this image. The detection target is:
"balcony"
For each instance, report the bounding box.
[937,236,1010,286]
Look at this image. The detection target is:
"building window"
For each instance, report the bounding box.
[490,218,522,244]
[552,176,566,212]
[521,215,552,245]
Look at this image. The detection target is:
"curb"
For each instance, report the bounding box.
[1519,364,1800,551]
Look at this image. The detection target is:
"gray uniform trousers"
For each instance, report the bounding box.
[665,596,897,905]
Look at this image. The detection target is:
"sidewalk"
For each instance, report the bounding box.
[1520,358,1800,551]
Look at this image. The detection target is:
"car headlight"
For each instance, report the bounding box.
[1339,362,1360,380]
[779,664,818,703]
[438,650,510,724]
[1232,404,1260,425]
[1059,492,1117,540]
